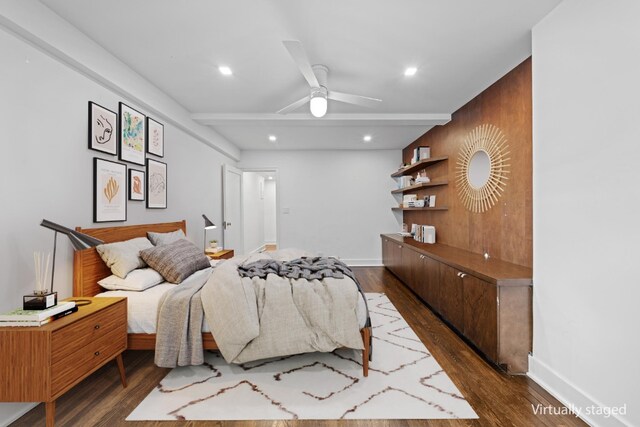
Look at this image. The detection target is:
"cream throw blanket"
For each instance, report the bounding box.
[201,250,364,364]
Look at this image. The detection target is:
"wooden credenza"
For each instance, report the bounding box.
[0,297,127,426]
[381,234,532,374]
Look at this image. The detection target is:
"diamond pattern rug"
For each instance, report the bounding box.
[127,293,478,420]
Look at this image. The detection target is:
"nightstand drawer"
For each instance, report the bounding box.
[51,301,124,364]
[51,327,125,397]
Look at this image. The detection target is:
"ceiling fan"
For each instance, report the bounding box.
[277,40,382,118]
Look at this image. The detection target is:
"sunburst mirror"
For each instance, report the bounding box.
[455,124,510,213]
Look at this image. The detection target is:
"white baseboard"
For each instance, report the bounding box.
[0,403,38,427]
[528,356,632,427]
[342,259,383,267]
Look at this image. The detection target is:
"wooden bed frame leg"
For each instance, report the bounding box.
[361,327,371,377]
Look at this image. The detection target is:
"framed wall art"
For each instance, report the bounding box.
[146,158,167,209]
[93,157,127,222]
[146,117,164,157]
[128,169,145,201]
[88,101,117,155]
[118,102,146,165]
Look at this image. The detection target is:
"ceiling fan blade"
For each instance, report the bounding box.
[282,40,320,88]
[328,91,382,109]
[277,95,310,114]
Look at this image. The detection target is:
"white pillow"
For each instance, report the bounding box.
[96,237,154,278]
[147,229,187,246]
[98,268,164,291]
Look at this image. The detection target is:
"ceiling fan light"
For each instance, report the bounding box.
[309,88,328,118]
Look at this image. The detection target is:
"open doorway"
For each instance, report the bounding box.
[241,169,278,254]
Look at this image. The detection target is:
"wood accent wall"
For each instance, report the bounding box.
[402,58,532,267]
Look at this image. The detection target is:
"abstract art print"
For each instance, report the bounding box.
[146,117,164,157]
[128,169,145,201]
[94,158,127,222]
[119,102,146,165]
[146,158,167,209]
[88,102,117,155]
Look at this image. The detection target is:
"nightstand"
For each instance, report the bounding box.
[205,249,234,260]
[0,297,127,427]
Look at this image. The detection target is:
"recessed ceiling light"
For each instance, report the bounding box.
[363,135,372,143]
[267,176,273,180]
[404,67,418,77]
[268,135,277,142]
[218,66,233,76]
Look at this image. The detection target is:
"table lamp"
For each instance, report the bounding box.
[26,220,104,310]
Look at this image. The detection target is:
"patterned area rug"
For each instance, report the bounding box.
[127,293,477,420]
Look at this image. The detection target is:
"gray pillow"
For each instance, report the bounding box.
[147,229,187,246]
[96,237,154,278]
[140,239,210,284]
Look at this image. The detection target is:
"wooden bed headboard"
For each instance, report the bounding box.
[73,220,187,297]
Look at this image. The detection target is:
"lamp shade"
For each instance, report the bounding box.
[40,219,104,250]
[202,214,217,230]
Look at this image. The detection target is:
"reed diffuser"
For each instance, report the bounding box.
[24,251,57,310]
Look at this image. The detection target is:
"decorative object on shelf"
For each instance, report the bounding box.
[128,169,145,201]
[202,214,217,250]
[146,117,164,157]
[119,102,146,165]
[412,146,431,164]
[410,224,436,243]
[94,157,127,222]
[88,101,117,155]
[424,194,436,208]
[209,240,218,249]
[37,219,103,308]
[415,172,430,184]
[146,158,167,209]
[402,194,417,208]
[456,124,510,213]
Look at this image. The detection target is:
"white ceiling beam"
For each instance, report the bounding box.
[191,113,451,127]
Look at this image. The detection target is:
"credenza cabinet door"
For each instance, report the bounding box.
[422,255,441,313]
[462,274,498,361]
[381,238,391,267]
[407,248,425,298]
[438,264,464,331]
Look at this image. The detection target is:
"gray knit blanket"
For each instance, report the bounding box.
[238,256,356,282]
[154,268,212,368]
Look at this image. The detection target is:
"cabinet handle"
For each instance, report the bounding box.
[94,351,100,356]
[94,324,100,330]
[398,245,402,249]
[460,273,467,278]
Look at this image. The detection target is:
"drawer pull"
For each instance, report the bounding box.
[94,351,100,356]
[460,273,467,278]
[94,324,100,330]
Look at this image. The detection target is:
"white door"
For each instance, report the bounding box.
[222,164,243,254]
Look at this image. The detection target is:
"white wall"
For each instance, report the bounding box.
[0,22,233,427]
[531,2,640,426]
[242,172,266,254]
[264,180,277,244]
[239,150,400,265]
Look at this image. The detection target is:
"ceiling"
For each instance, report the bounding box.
[40,0,560,151]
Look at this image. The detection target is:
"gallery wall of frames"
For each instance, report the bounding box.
[88,101,167,222]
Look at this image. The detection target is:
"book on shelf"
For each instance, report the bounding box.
[0,301,75,322]
[205,247,223,254]
[0,305,78,327]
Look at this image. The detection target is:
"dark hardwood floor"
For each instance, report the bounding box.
[13,267,586,427]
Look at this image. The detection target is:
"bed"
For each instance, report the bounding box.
[73,220,371,376]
